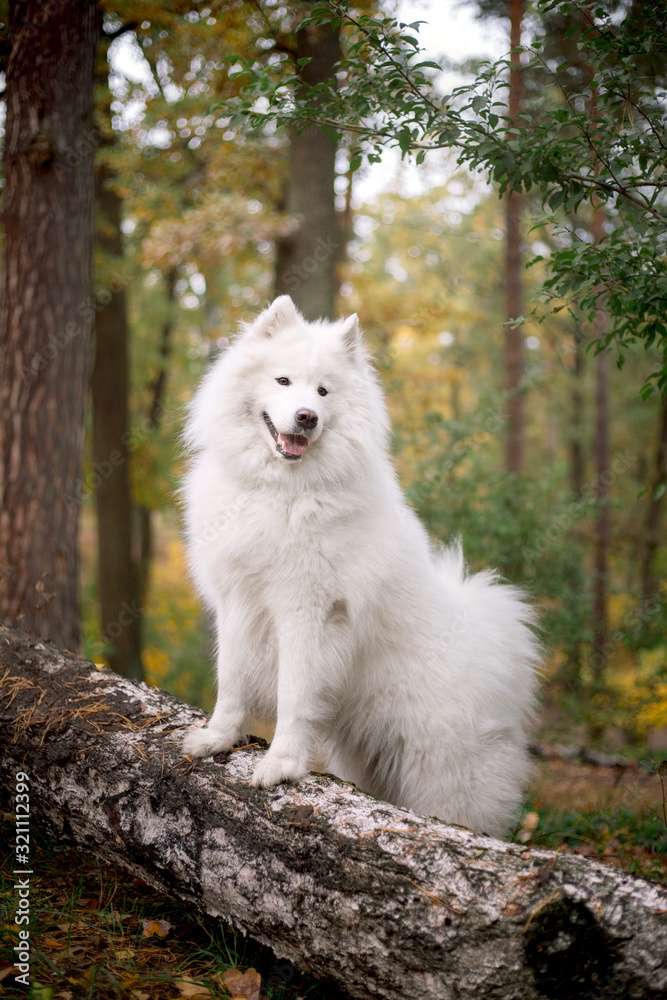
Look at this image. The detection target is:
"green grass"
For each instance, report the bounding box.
[512,804,667,882]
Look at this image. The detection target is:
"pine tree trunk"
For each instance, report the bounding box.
[591,202,610,686]
[91,64,144,681]
[640,393,667,608]
[274,21,340,321]
[136,268,178,608]
[563,322,586,692]
[0,0,99,650]
[569,324,586,501]
[504,0,525,474]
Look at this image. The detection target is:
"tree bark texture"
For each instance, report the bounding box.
[640,393,667,609]
[274,21,341,321]
[591,204,610,685]
[504,0,525,474]
[136,267,178,609]
[1,625,665,1000]
[0,0,99,650]
[92,58,144,681]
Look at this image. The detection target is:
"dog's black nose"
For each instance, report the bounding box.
[295,408,318,430]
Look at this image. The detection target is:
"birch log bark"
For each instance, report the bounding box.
[1,626,665,1000]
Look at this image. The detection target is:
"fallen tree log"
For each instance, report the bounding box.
[0,624,665,1000]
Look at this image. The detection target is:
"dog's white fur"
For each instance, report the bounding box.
[181,295,540,836]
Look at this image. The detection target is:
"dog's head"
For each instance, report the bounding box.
[185,296,389,482]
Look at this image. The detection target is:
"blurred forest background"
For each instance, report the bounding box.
[1,0,666,993]
[75,0,667,755]
[1,0,666,865]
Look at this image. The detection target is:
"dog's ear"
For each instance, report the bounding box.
[252,295,301,338]
[340,313,361,353]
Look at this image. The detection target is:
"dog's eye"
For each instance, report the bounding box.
[318,386,328,397]
[275,377,291,386]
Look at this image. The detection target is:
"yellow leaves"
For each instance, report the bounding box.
[636,682,667,731]
[144,647,170,685]
[393,325,417,351]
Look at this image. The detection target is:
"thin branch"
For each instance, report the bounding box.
[334,3,445,120]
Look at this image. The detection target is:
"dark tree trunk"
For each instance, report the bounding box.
[640,393,667,608]
[274,21,341,321]
[0,0,99,650]
[91,63,144,681]
[1,625,666,1000]
[136,268,177,608]
[504,0,525,474]
[569,324,586,501]
[591,203,610,686]
[563,322,587,692]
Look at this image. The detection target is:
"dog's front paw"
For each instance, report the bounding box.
[182,724,237,759]
[250,749,307,788]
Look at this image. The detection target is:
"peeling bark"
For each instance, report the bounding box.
[0,625,665,1000]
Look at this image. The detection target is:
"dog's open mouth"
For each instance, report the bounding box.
[262,412,309,460]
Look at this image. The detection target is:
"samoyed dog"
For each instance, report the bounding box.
[181,295,539,836]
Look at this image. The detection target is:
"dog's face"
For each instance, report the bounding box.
[186,295,389,482]
[250,296,360,464]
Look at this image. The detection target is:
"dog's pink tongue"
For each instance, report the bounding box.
[278,433,308,457]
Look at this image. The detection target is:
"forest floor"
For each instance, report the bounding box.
[1,757,665,1000]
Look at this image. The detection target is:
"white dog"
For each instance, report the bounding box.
[181,295,540,836]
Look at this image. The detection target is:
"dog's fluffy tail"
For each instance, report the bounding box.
[433,536,466,583]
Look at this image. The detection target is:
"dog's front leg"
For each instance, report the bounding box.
[251,602,345,788]
[182,599,256,758]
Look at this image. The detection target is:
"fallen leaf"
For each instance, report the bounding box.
[175,979,212,998]
[218,967,262,1000]
[141,918,172,939]
[517,810,540,843]
[115,948,135,961]
[43,935,66,949]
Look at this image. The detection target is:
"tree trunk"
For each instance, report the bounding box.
[0,0,99,650]
[640,393,667,608]
[1,625,665,1000]
[136,268,178,608]
[91,60,144,681]
[563,321,586,691]
[569,323,586,501]
[274,21,340,321]
[590,216,610,684]
[504,0,525,474]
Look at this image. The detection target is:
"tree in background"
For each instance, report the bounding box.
[238,0,667,391]
[0,0,99,649]
[504,0,525,473]
[641,395,667,612]
[92,29,144,680]
[274,13,342,319]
